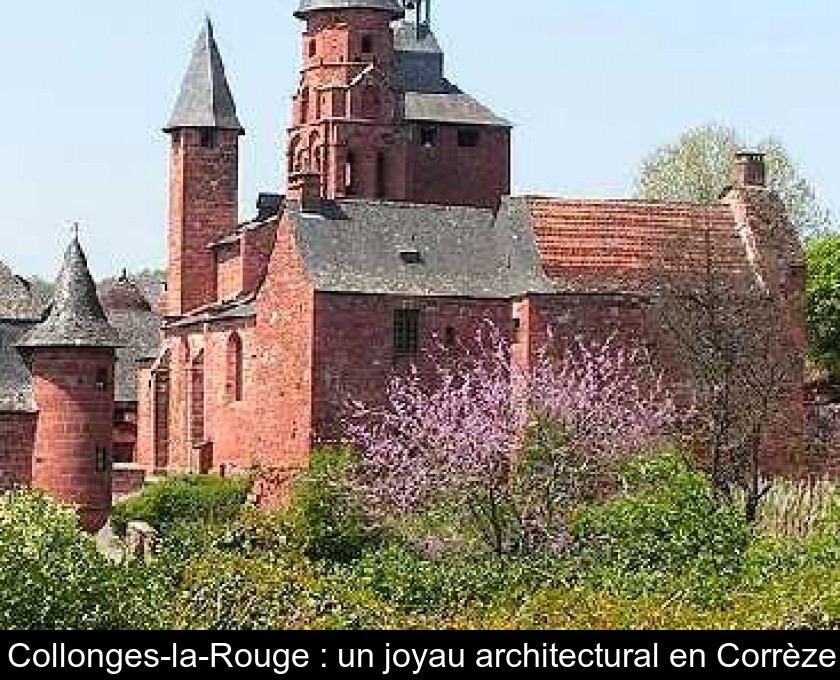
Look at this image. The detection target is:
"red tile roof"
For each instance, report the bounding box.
[523,198,749,290]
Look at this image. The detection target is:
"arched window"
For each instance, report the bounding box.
[190,350,205,445]
[226,333,244,403]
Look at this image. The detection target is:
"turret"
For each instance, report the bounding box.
[17,234,121,532]
[288,0,407,200]
[165,18,243,317]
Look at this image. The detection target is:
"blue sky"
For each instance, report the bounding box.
[1,0,837,278]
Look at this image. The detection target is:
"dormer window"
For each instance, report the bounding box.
[361,35,374,54]
[400,249,422,265]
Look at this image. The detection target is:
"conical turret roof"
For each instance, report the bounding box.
[165,18,244,133]
[18,236,121,349]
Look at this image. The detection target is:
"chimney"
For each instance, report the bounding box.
[733,150,767,188]
[287,170,322,213]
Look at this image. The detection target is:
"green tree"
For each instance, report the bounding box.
[635,124,832,238]
[805,234,840,378]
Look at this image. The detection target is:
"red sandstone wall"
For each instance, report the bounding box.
[252,218,316,472]
[242,221,278,295]
[167,128,239,316]
[404,124,511,210]
[28,349,114,532]
[135,365,154,470]
[312,294,512,444]
[0,412,36,490]
[215,242,243,302]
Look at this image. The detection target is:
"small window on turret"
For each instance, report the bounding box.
[419,126,438,148]
[200,128,218,149]
[309,39,317,58]
[95,447,112,473]
[361,35,374,54]
[95,368,109,392]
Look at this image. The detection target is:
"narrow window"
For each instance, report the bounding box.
[513,317,523,343]
[95,368,109,392]
[443,326,457,347]
[95,447,112,473]
[361,35,374,54]
[345,151,357,195]
[308,39,317,58]
[226,333,244,403]
[300,88,310,124]
[457,128,481,148]
[419,126,438,148]
[394,309,420,357]
[376,151,387,198]
[199,128,218,149]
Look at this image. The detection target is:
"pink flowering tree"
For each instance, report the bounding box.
[346,323,684,556]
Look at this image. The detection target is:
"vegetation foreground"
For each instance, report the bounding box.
[1,451,839,631]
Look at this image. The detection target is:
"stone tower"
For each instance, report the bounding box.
[165,18,243,318]
[289,0,407,200]
[17,235,121,532]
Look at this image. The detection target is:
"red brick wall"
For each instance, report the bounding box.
[242,221,278,295]
[28,349,115,532]
[135,364,153,470]
[253,218,316,472]
[405,124,511,210]
[0,413,36,491]
[215,242,243,302]
[312,294,512,443]
[167,128,239,317]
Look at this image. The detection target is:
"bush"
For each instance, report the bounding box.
[287,448,372,563]
[806,234,840,378]
[570,453,749,599]
[111,475,250,538]
[0,489,163,629]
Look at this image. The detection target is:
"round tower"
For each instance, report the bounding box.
[17,234,121,532]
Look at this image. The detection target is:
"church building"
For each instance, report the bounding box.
[134,0,806,485]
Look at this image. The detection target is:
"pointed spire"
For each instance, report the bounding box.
[165,17,244,133]
[18,235,121,349]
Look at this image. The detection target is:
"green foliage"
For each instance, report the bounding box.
[286,447,372,563]
[806,234,840,377]
[0,489,164,629]
[570,453,750,599]
[111,475,249,538]
[635,124,832,237]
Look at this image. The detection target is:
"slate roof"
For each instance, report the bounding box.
[17,237,121,349]
[295,0,405,19]
[288,199,546,298]
[403,91,512,127]
[504,197,752,294]
[99,275,161,403]
[0,322,36,412]
[0,262,42,321]
[393,20,510,126]
[165,18,243,133]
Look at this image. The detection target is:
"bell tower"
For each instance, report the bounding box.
[288,1,407,201]
[165,18,243,317]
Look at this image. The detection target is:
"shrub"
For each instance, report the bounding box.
[806,234,840,378]
[287,447,372,563]
[111,475,250,538]
[570,453,749,599]
[0,489,162,629]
